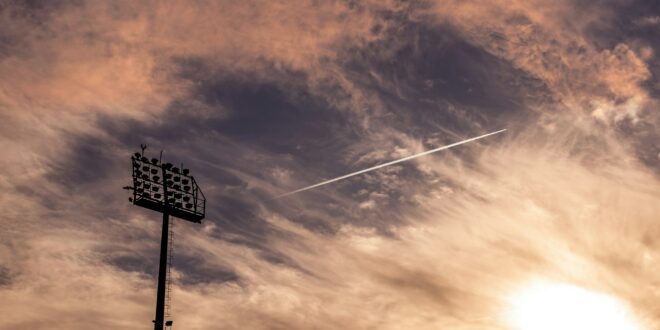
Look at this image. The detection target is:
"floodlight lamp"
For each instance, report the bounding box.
[182,168,190,175]
[141,156,149,162]
[151,169,158,174]
[181,179,189,185]
[152,176,160,182]
[172,167,180,174]
[134,152,141,158]
[151,158,159,165]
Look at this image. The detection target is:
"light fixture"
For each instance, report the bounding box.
[126,146,206,330]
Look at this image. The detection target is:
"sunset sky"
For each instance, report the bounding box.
[1,1,659,329]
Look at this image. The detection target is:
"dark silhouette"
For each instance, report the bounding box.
[124,146,206,330]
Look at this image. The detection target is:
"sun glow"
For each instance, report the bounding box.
[507,281,643,330]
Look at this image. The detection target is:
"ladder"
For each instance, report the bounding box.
[165,217,175,319]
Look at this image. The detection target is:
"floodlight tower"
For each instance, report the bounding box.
[125,146,206,330]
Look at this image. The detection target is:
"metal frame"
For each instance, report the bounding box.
[130,154,206,223]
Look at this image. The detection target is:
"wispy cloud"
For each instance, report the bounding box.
[0,0,658,329]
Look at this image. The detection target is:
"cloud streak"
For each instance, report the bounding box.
[277,129,506,198]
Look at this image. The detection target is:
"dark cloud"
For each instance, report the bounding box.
[1,0,659,329]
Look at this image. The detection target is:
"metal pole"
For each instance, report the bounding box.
[154,210,169,330]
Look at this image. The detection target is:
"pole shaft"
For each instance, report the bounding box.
[154,211,169,330]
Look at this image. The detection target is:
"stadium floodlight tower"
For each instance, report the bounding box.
[124,145,206,330]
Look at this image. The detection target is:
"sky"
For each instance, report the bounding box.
[0,0,659,329]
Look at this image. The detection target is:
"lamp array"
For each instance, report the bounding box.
[131,153,201,212]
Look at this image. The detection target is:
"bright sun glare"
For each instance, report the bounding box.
[507,281,643,330]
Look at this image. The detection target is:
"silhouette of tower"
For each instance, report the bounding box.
[125,146,206,330]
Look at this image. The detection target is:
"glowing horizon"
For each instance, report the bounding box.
[507,280,644,330]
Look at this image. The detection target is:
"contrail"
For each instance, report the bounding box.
[276,129,506,198]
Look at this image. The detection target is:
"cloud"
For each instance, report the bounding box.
[123,123,658,329]
[636,16,660,27]
[428,0,653,120]
[0,0,659,329]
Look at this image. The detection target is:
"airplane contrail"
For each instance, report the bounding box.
[276,129,506,198]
